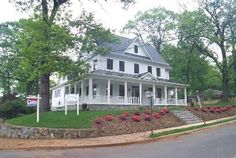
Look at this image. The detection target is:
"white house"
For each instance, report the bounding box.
[51,36,188,110]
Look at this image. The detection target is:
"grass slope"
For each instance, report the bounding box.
[7,111,123,129]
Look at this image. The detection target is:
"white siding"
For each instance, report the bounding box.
[93,54,169,79]
[125,40,151,58]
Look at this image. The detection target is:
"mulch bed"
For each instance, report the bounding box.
[93,110,185,137]
[187,106,236,121]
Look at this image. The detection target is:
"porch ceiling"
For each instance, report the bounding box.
[88,70,188,87]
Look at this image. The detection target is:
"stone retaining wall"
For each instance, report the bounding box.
[0,123,98,139]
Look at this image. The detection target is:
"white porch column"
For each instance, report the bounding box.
[164,85,168,105]
[139,83,142,105]
[125,81,128,104]
[81,81,84,97]
[89,78,93,104]
[175,87,178,105]
[107,79,111,104]
[184,87,187,106]
[153,84,156,105]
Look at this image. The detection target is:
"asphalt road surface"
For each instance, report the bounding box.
[1,123,236,158]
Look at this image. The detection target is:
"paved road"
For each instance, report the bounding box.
[1,123,236,158]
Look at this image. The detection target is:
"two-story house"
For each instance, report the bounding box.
[51,36,188,111]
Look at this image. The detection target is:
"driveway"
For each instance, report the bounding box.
[0,122,236,158]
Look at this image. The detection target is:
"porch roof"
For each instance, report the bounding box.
[90,70,188,87]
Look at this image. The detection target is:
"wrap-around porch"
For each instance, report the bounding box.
[65,77,187,106]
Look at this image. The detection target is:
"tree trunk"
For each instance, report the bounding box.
[39,73,50,112]
[222,58,229,100]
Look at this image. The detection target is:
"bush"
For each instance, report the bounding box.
[144,114,151,121]
[122,111,129,116]
[82,103,89,111]
[105,115,113,121]
[0,99,26,119]
[95,118,103,125]
[153,113,160,119]
[132,115,141,122]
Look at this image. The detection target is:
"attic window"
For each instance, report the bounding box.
[134,45,138,53]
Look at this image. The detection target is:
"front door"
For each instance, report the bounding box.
[131,86,139,97]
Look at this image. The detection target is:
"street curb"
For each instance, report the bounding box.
[1,116,236,151]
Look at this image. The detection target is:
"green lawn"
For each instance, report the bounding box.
[7,110,123,129]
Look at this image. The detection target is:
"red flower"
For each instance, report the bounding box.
[95,118,103,125]
[132,115,141,122]
[159,111,165,116]
[105,115,113,121]
[122,111,129,116]
[144,114,151,121]
[201,108,208,113]
[153,113,160,119]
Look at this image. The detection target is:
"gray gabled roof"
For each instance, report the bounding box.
[99,35,170,66]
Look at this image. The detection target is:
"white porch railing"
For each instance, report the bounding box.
[154,98,167,105]
[79,95,186,105]
[111,96,125,104]
[127,97,140,104]
[177,99,186,105]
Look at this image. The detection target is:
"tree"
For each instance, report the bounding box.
[9,0,134,111]
[161,44,213,94]
[178,0,236,100]
[123,7,177,53]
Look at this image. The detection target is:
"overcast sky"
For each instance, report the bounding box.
[0,0,197,36]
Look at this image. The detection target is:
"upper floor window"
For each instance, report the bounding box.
[148,66,152,74]
[107,58,113,70]
[134,63,139,74]
[119,61,125,72]
[134,45,138,53]
[156,67,161,77]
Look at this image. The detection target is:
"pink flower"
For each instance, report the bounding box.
[132,115,141,122]
[105,115,113,121]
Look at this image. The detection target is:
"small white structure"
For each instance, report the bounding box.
[51,36,188,111]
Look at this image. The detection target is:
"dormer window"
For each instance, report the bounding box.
[134,45,138,53]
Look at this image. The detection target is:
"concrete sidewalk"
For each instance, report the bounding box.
[0,116,236,150]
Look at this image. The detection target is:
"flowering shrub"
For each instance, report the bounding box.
[95,118,103,125]
[132,115,141,122]
[144,114,151,121]
[119,115,127,121]
[153,113,160,119]
[159,111,165,116]
[105,115,113,121]
[163,108,169,113]
[201,108,208,113]
[209,109,215,113]
[122,111,129,116]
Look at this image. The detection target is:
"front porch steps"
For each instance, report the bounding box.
[172,109,203,124]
